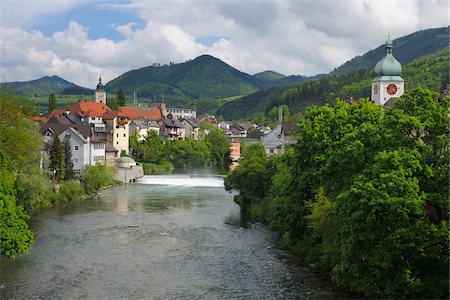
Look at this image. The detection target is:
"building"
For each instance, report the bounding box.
[129,119,161,141]
[166,108,196,119]
[94,76,107,104]
[103,111,130,155]
[180,118,200,140]
[371,36,404,106]
[229,141,240,162]
[40,123,105,176]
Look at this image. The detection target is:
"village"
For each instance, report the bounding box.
[30,76,300,180]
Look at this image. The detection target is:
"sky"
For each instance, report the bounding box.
[0,0,448,88]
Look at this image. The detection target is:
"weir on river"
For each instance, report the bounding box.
[0,175,354,299]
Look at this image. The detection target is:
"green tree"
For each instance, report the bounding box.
[166,138,210,169]
[117,89,126,106]
[0,151,34,259]
[0,86,42,170]
[130,130,165,163]
[62,136,74,180]
[205,127,230,166]
[108,97,119,111]
[49,134,64,182]
[48,92,57,112]
[82,163,116,194]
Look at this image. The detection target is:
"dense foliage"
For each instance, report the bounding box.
[225,88,449,298]
[82,163,117,194]
[130,127,230,171]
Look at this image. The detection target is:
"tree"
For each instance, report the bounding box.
[0,151,34,259]
[62,136,74,180]
[130,130,165,163]
[205,127,230,166]
[108,97,119,111]
[0,86,42,171]
[117,89,125,107]
[49,134,64,182]
[48,92,57,112]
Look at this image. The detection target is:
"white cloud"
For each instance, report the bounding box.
[0,0,448,88]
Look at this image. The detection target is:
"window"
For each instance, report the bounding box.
[270,149,274,154]
[123,133,126,137]
[46,132,51,137]
[116,125,120,129]
[116,141,119,145]
[74,146,78,150]
[116,133,119,138]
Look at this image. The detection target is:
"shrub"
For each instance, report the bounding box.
[82,163,117,194]
[58,180,85,202]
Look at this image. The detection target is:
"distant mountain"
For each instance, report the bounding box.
[105,55,268,107]
[331,26,449,76]
[253,71,286,81]
[3,75,92,97]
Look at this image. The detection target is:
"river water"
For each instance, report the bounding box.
[0,175,353,299]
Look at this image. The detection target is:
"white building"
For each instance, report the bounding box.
[40,124,105,176]
[165,108,196,119]
[371,36,404,106]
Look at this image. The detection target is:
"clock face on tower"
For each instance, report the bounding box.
[386,83,398,95]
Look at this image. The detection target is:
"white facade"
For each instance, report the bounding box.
[371,79,404,106]
[166,108,196,119]
[105,117,130,155]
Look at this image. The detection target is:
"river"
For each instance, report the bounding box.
[0,175,354,299]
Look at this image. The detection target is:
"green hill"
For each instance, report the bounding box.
[3,75,92,97]
[105,55,268,107]
[217,46,449,121]
[253,71,286,81]
[331,26,449,76]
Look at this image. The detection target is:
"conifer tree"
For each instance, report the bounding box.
[49,133,64,182]
[48,93,57,112]
[62,135,74,180]
[117,89,125,107]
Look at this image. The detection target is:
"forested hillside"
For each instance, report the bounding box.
[3,76,92,97]
[217,46,449,120]
[331,26,449,76]
[105,55,266,106]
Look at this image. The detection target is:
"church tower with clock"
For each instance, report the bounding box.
[94,75,107,104]
[371,36,404,106]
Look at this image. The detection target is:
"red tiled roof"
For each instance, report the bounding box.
[69,101,111,117]
[118,106,161,121]
[29,116,48,123]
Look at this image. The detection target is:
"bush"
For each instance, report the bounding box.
[58,180,85,202]
[142,161,174,174]
[82,163,117,194]
[15,172,54,211]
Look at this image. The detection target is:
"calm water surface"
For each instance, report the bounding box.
[0,175,354,299]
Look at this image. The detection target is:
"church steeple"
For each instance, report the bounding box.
[371,36,404,106]
[94,75,106,104]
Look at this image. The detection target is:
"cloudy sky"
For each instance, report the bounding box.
[0,0,448,87]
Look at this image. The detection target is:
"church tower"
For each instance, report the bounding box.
[94,75,107,104]
[371,36,404,106]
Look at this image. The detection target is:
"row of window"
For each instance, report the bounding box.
[116,133,127,138]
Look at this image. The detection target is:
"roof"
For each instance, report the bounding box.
[181,118,200,128]
[29,116,48,123]
[47,109,65,119]
[164,118,184,128]
[118,106,162,121]
[131,119,160,128]
[261,124,283,147]
[105,145,118,153]
[69,101,111,117]
[40,123,91,139]
[47,113,82,125]
[102,110,119,120]
[282,123,299,136]
[374,38,402,76]
[117,156,136,163]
